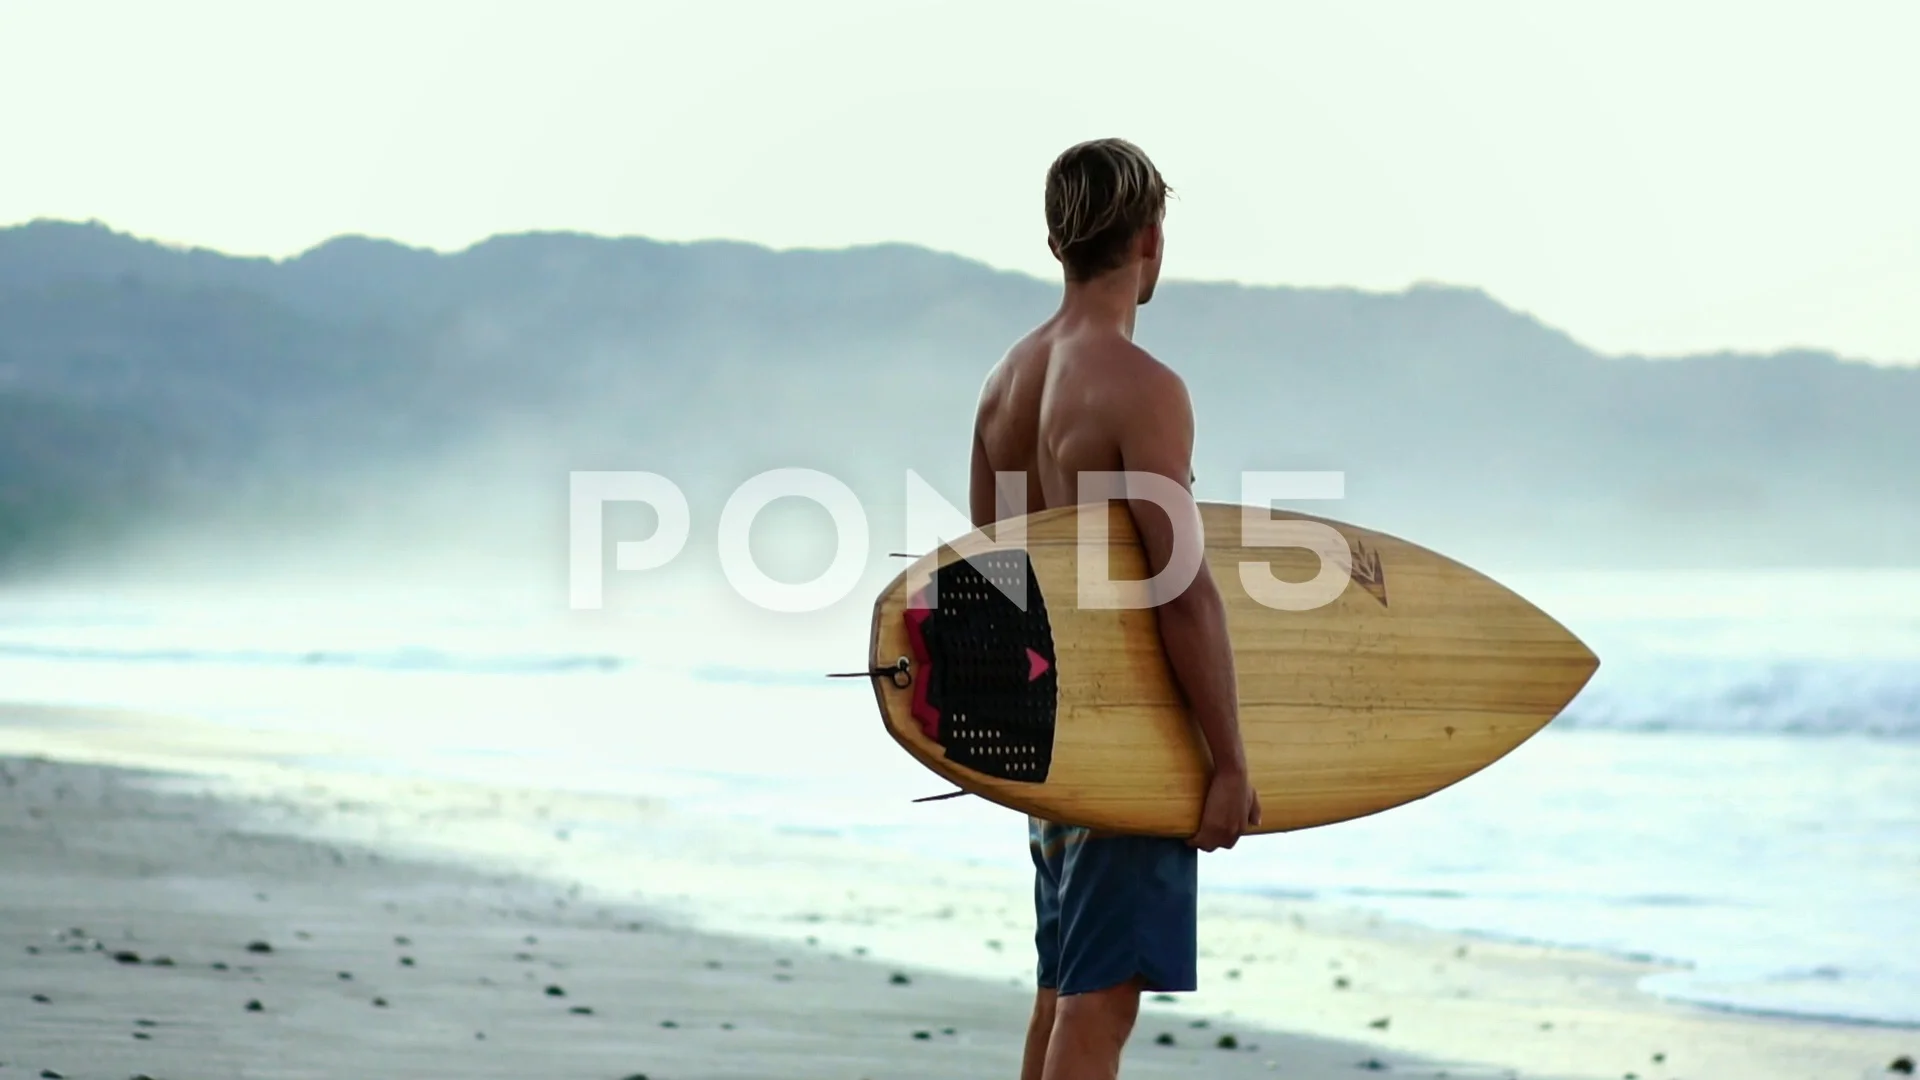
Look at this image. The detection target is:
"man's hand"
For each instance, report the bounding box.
[1188,768,1261,851]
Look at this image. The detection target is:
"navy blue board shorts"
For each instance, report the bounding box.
[1030,816,1198,996]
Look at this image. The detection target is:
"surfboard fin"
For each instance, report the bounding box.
[912,789,972,803]
[825,656,912,688]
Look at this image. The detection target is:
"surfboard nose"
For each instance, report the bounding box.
[1541,614,1602,702]
[1567,635,1601,694]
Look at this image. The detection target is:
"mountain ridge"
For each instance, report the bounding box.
[1,218,1914,576]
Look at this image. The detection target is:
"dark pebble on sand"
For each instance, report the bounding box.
[660,1020,678,1029]
[25,945,39,954]
[1370,1016,1391,1030]
[889,972,911,985]
[1889,1057,1914,1075]
[211,962,228,971]
[620,1075,650,1080]
[571,1006,594,1015]
[721,1022,735,1030]
[704,959,721,969]
[1227,968,1241,979]
[296,931,311,940]
[912,1030,931,1040]
[399,956,415,966]
[1359,1059,1387,1071]
[943,1027,956,1035]
[245,941,273,954]
[373,997,389,1007]
[516,952,537,961]
[1217,1034,1239,1050]
[31,993,51,1003]
[135,1018,157,1027]
[394,935,411,945]
[40,1070,64,1079]
[132,1031,151,1040]
[1152,993,1176,1003]
[1154,1033,1175,1046]
[1190,1019,1209,1029]
[338,971,353,980]
[245,999,263,1012]
[545,984,566,997]
[1334,976,1351,989]
[525,935,538,945]
[151,956,174,967]
[113,950,141,964]
[1652,1053,1665,1063]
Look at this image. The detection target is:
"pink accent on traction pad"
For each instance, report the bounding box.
[903,588,940,740]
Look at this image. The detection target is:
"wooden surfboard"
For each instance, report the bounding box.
[863,501,1598,837]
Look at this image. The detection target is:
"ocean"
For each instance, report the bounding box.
[0,566,1915,1028]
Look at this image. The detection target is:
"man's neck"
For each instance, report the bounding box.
[1058,267,1143,339]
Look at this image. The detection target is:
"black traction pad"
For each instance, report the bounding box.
[903,549,1058,783]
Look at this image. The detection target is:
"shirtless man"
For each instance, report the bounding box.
[968,138,1261,1080]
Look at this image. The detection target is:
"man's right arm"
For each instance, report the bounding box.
[1112,360,1260,851]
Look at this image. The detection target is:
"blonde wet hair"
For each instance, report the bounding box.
[1044,138,1171,282]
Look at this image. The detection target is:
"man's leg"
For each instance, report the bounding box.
[1020,987,1058,1080]
[1024,816,1066,1080]
[1043,977,1143,1080]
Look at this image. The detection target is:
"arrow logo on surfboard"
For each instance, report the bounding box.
[1026,647,1050,681]
[1349,539,1388,607]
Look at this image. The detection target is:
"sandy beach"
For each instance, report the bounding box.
[1,706,1912,1080]
[0,746,1502,1079]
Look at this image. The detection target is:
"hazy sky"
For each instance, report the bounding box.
[3,0,1915,362]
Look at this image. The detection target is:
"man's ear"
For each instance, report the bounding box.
[1138,220,1162,261]
[1048,235,1062,262]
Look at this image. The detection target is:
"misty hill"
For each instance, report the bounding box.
[1,218,1915,578]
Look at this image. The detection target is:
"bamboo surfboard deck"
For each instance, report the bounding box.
[864,501,1599,837]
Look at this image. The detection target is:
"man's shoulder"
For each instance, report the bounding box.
[1068,331,1182,391]
[1096,339,1188,409]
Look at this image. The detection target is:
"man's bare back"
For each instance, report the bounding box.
[971,316,1174,517]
